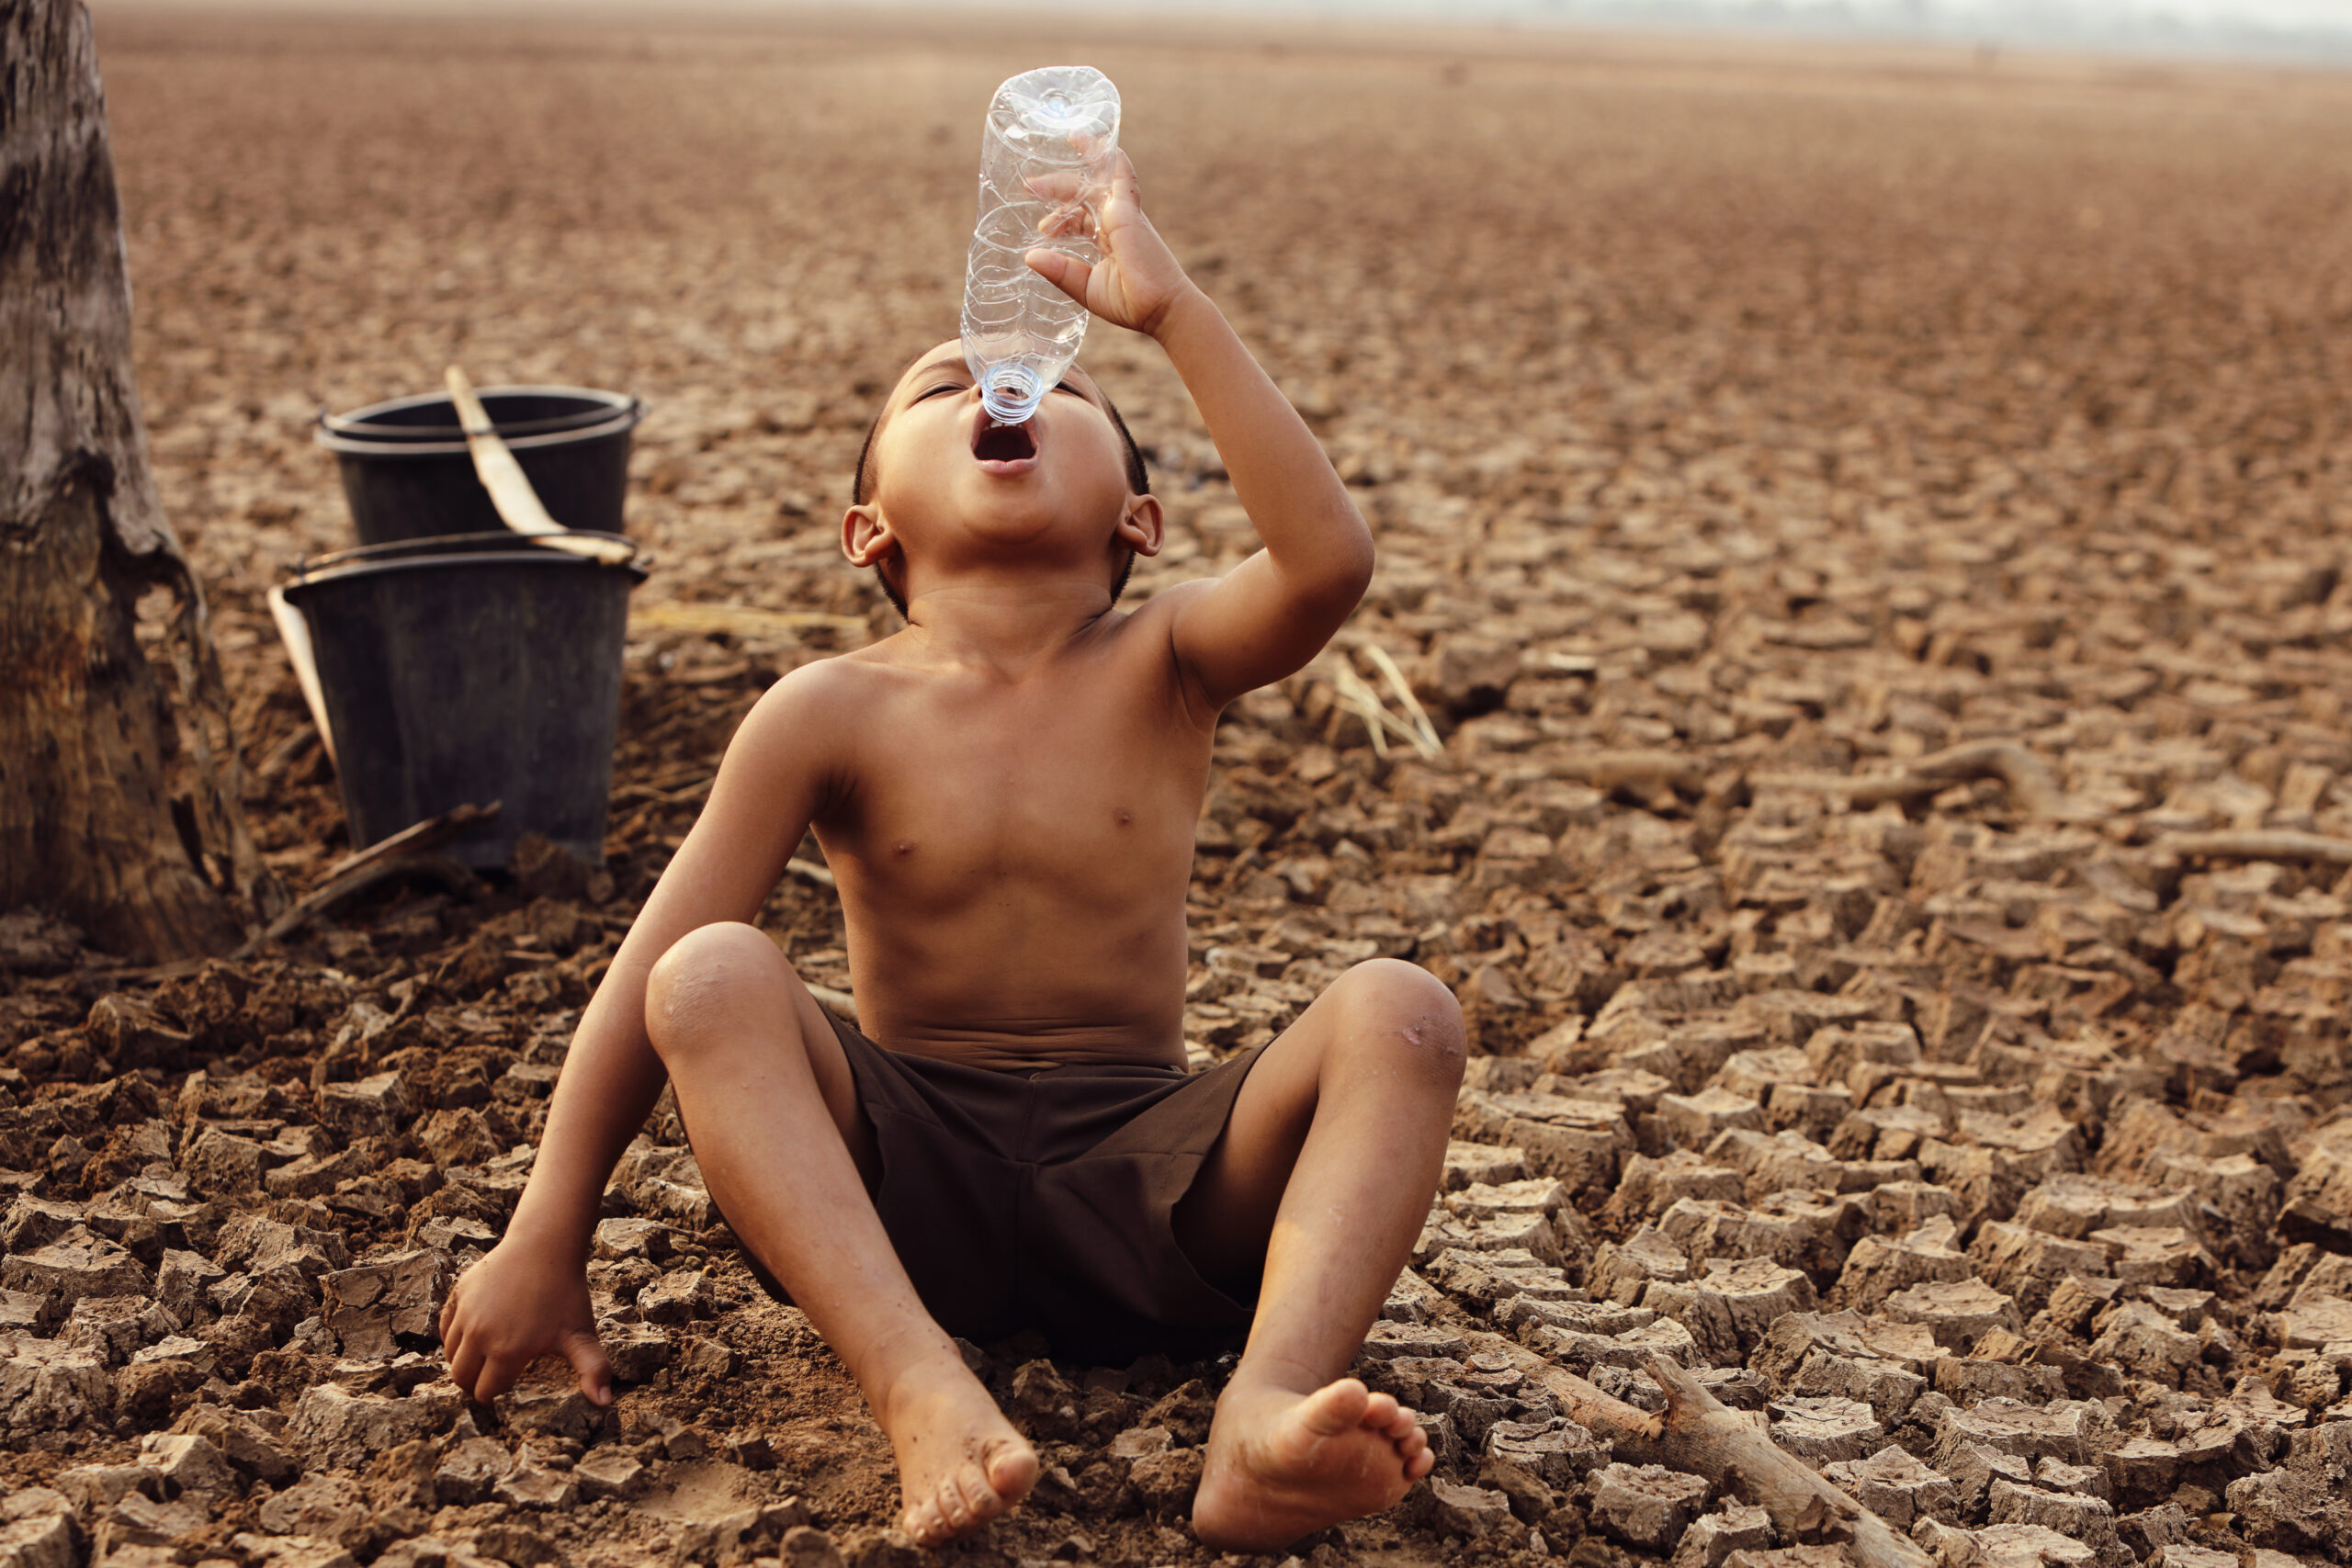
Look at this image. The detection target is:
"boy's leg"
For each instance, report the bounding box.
[643,921,1038,1544]
[1176,957,1466,1553]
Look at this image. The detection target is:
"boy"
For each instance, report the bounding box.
[436,149,1466,1553]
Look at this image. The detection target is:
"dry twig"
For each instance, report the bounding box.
[1487,1336,1933,1568]
[1361,643,1443,755]
[240,856,479,956]
[1557,750,1707,795]
[315,801,502,886]
[1751,739,2064,818]
[1326,660,1436,760]
[236,803,501,955]
[2158,829,2352,864]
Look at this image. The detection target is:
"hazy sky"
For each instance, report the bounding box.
[96,0,2352,62]
[862,0,2352,60]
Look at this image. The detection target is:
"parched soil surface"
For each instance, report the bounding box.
[6,10,2352,1568]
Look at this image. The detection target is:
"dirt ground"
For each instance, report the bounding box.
[6,7,2352,1568]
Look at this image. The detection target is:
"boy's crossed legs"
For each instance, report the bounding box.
[642,922,1465,1551]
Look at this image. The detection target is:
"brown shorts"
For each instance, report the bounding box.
[720,1012,1266,1366]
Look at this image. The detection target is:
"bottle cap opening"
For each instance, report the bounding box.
[979,365,1043,424]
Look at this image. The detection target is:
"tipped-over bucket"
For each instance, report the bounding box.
[317,386,643,546]
[279,533,646,869]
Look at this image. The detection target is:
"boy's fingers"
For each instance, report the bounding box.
[472,1348,526,1404]
[1037,204,1098,243]
[446,1340,482,1401]
[1104,151,1142,211]
[560,1327,616,1406]
[1022,170,1084,203]
[1023,247,1091,305]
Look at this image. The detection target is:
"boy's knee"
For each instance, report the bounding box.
[645,920,776,1053]
[1335,958,1466,1087]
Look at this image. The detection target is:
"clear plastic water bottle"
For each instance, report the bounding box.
[961,66,1122,425]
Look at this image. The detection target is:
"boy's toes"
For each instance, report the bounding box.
[904,1457,1022,1545]
[1300,1378,1371,1435]
[954,1465,1001,1523]
[989,1440,1041,1501]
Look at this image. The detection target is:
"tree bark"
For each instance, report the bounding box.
[0,0,272,960]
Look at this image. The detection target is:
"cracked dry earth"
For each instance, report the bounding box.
[7,9,2352,1568]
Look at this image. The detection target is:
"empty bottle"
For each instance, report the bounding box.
[961,66,1122,425]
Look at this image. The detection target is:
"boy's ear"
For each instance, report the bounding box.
[842,503,897,569]
[1115,494,1165,558]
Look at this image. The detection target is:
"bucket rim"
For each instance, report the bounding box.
[281,531,647,593]
[320,384,640,444]
[314,400,644,459]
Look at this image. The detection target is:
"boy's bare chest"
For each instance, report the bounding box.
[824,669,1211,886]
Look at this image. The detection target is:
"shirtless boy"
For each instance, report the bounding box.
[436,149,1466,1553]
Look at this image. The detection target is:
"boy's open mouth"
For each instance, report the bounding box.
[972,415,1039,469]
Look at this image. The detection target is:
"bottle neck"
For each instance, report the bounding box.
[978,364,1043,425]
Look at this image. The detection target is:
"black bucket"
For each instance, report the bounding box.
[317,386,644,547]
[280,533,647,869]
[322,384,638,444]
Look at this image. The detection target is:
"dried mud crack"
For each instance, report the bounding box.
[6,11,2352,1568]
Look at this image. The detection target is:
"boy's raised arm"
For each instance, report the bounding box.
[435,669,843,1404]
[1026,153,1374,709]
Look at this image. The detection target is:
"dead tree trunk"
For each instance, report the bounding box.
[0,0,274,960]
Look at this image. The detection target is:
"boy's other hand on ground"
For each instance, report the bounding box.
[437,1234,615,1407]
[1024,150,1200,341]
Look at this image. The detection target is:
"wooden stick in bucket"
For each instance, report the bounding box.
[444,366,635,565]
[266,583,338,770]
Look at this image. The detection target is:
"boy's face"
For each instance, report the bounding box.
[844,341,1159,606]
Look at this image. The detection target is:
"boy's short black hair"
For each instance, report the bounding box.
[851,383,1153,619]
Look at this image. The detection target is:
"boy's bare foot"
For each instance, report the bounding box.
[1191,1376,1432,1552]
[879,1356,1040,1545]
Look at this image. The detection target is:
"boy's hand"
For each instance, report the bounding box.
[1024,150,1199,341]
[1046,150,1371,706]
[437,1232,615,1407]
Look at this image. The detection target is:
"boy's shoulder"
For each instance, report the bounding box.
[747,592,1227,724]
[1128,578,1216,618]
[734,630,985,731]
[729,649,893,753]
[1098,579,1218,653]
